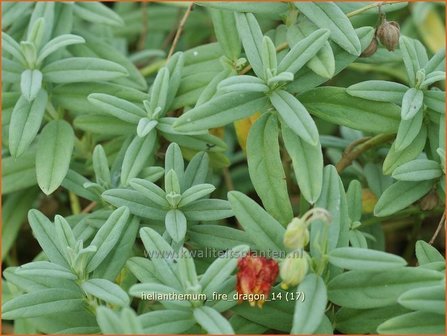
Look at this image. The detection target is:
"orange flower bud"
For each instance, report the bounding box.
[236,252,279,308]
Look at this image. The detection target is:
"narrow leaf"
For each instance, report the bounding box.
[294,2,361,55]
[174,92,269,133]
[401,88,424,120]
[374,180,434,216]
[346,80,408,104]
[328,247,407,271]
[270,89,319,145]
[234,12,264,78]
[81,278,129,307]
[247,113,293,224]
[392,159,442,181]
[20,69,42,101]
[2,289,83,320]
[282,125,323,203]
[88,93,145,124]
[228,191,285,252]
[328,268,443,309]
[291,274,327,334]
[165,209,187,243]
[278,28,330,74]
[9,89,47,158]
[36,120,74,195]
[86,207,130,273]
[42,57,128,83]
[193,306,235,334]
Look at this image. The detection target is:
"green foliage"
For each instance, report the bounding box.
[2,2,445,335]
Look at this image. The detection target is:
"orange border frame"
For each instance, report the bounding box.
[0,1,445,336]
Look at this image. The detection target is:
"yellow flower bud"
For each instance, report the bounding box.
[283,218,309,250]
[362,188,378,213]
[280,251,308,290]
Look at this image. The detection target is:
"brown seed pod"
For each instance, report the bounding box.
[376,20,400,51]
[360,37,378,57]
[419,190,439,211]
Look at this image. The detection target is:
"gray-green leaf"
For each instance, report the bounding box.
[165,209,187,243]
[401,88,424,120]
[346,80,408,104]
[42,57,128,83]
[278,28,330,74]
[291,274,327,334]
[282,125,323,203]
[20,69,42,101]
[9,89,47,158]
[328,247,407,271]
[81,278,129,307]
[392,159,442,181]
[193,306,235,334]
[270,89,319,145]
[247,113,293,225]
[294,2,361,55]
[228,191,285,252]
[174,92,269,133]
[328,268,443,309]
[374,180,434,216]
[36,120,75,195]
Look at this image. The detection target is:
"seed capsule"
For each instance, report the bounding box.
[360,37,378,57]
[420,190,438,211]
[376,20,400,51]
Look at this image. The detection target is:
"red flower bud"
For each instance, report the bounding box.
[236,252,279,308]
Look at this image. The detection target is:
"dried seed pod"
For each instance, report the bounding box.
[419,190,439,211]
[376,20,400,51]
[360,37,378,57]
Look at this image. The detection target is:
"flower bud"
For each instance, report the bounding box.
[280,251,309,290]
[283,218,309,250]
[360,37,378,57]
[376,20,400,51]
[362,188,378,214]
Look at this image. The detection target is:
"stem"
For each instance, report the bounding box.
[240,42,289,75]
[403,216,422,260]
[81,201,97,214]
[361,206,444,227]
[346,2,383,17]
[167,2,193,60]
[347,1,408,18]
[139,3,193,77]
[137,2,148,51]
[140,59,166,77]
[336,133,395,173]
[223,167,234,191]
[46,100,59,120]
[382,219,416,232]
[69,192,81,215]
[430,211,445,244]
